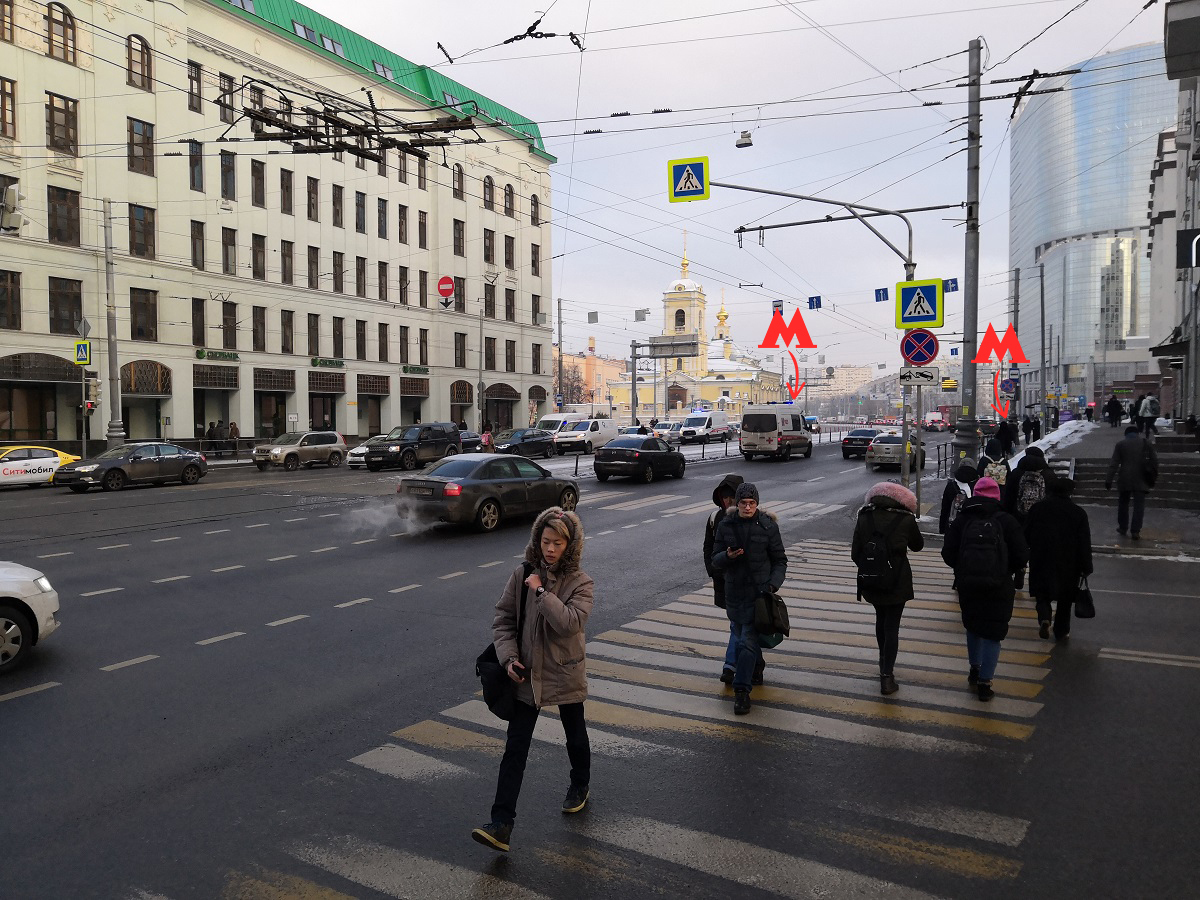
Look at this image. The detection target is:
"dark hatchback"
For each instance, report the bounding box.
[594,436,685,483]
[54,442,208,492]
[841,428,881,459]
[396,453,578,532]
[494,428,556,459]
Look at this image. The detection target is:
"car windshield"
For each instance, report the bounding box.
[874,436,902,444]
[607,437,644,448]
[425,458,483,479]
[670,423,682,431]
[95,446,135,459]
[741,414,777,432]
[273,433,304,446]
[570,422,592,432]
[684,416,708,426]
[849,429,878,438]
[535,418,566,432]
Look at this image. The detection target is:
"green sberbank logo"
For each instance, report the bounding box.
[311,357,345,368]
[196,349,240,361]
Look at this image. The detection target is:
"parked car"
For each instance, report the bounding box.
[494,428,555,458]
[865,433,926,471]
[534,413,589,434]
[347,435,388,469]
[54,442,209,492]
[739,406,812,461]
[254,431,347,471]
[459,431,484,452]
[594,436,685,483]
[0,445,80,487]
[664,422,684,444]
[365,423,461,471]
[0,560,60,674]
[804,416,821,434]
[395,453,578,533]
[977,416,999,436]
[679,411,732,444]
[841,428,881,459]
[553,418,619,455]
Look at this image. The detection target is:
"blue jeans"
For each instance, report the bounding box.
[966,630,1002,683]
[731,622,763,691]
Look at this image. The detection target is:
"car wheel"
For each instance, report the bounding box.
[255,462,268,472]
[742,452,753,461]
[596,472,609,482]
[327,452,343,468]
[475,499,501,533]
[559,487,578,511]
[544,446,554,459]
[920,453,927,470]
[101,469,126,492]
[780,444,792,461]
[68,484,89,493]
[585,442,593,455]
[401,451,418,471]
[283,455,300,472]
[0,605,33,673]
[366,463,382,472]
[702,436,710,445]
[675,460,686,478]
[641,465,655,484]
[444,446,459,457]
[842,452,851,460]
[804,444,813,458]
[180,465,202,486]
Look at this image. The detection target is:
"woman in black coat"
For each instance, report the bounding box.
[1025,478,1093,641]
[851,482,924,695]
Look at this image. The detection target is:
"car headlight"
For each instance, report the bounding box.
[271,448,281,456]
[497,444,510,449]
[76,464,99,472]
[388,445,400,452]
[35,576,53,593]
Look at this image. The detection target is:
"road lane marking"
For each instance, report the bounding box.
[391,720,506,753]
[37,552,72,558]
[601,493,683,511]
[831,798,1030,848]
[268,554,296,562]
[642,518,658,523]
[211,565,245,573]
[621,524,639,529]
[267,615,309,627]
[0,682,60,703]
[335,597,372,608]
[349,743,472,780]
[81,587,124,597]
[439,571,466,579]
[478,560,505,568]
[391,533,409,538]
[100,654,159,671]
[388,583,421,594]
[319,513,340,518]
[596,530,614,536]
[196,632,246,645]
[817,824,1021,880]
[98,544,130,550]
[310,546,338,553]
[839,466,861,473]
[151,537,180,543]
[1099,648,1200,669]
[152,576,190,584]
[204,529,230,535]
[807,476,826,482]
[285,518,307,522]
[244,523,269,529]
[352,539,376,545]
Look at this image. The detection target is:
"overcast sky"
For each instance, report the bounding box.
[306,0,1164,366]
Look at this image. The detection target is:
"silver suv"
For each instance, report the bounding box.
[254,431,348,471]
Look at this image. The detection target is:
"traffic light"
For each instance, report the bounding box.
[85,378,100,414]
[2,183,30,234]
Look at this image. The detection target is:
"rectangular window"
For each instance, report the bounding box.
[281,310,294,354]
[419,270,428,308]
[354,319,366,360]
[378,323,389,363]
[219,73,235,124]
[48,277,81,335]
[222,301,237,350]
[377,198,388,239]
[417,157,427,190]
[130,288,157,342]
[192,296,205,347]
[333,316,345,359]
[398,325,409,364]
[484,283,495,319]
[292,20,316,42]
[187,61,202,112]
[45,92,78,155]
[0,1,14,44]
[47,186,80,246]
[129,205,155,259]
[355,191,366,233]
[531,243,541,276]
[419,328,428,365]
[505,339,516,373]
[505,288,516,322]
[1,77,15,138]
[378,261,388,302]
[252,234,265,280]
[280,169,293,215]
[221,227,236,275]
[229,0,256,11]
[372,60,394,80]
[532,294,541,326]
[398,204,408,243]
[483,228,495,264]
[0,269,18,330]
[418,211,428,249]
[397,151,407,183]
[320,35,344,57]
[306,176,319,221]
[332,184,344,228]
[188,140,203,191]
[398,266,409,305]
[220,150,236,201]
[280,240,294,284]
[332,251,344,293]
[190,220,205,270]
[355,256,366,297]
[504,235,515,270]
[355,144,366,170]
[532,343,542,375]
[307,246,319,289]
[252,305,266,352]
[454,332,467,368]
[251,159,265,207]
[484,337,496,371]
[127,118,154,175]
[453,219,465,257]
[377,148,387,177]
[308,313,320,356]
[453,276,465,314]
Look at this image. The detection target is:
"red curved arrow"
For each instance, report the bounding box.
[990,371,1010,419]
[786,350,806,401]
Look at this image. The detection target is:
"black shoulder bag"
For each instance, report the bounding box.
[475,562,533,721]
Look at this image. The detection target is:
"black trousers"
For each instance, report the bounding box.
[1035,586,1075,639]
[490,699,590,826]
[874,603,906,675]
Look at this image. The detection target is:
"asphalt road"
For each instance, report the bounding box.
[3,434,1196,899]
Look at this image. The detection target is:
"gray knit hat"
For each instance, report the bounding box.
[734,482,759,503]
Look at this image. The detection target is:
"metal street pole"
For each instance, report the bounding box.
[80,365,87,460]
[557,297,564,411]
[477,308,485,432]
[102,198,126,448]
[1040,262,1048,435]
[1011,267,1020,425]
[953,38,982,461]
[629,341,638,426]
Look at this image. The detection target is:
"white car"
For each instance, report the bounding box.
[347,434,388,469]
[0,445,80,487]
[0,561,60,673]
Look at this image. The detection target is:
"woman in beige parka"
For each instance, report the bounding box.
[471,506,594,853]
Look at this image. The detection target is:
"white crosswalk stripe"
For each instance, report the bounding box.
[600,492,685,511]
[575,489,631,506]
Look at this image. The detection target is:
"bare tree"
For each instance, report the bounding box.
[554,361,587,405]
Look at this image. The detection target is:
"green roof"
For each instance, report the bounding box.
[208,0,554,161]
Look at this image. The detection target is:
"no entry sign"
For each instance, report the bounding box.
[437,276,455,298]
[900,328,938,366]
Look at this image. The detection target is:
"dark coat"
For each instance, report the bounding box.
[712,509,787,625]
[942,496,1029,641]
[1003,451,1055,522]
[1025,494,1093,603]
[1106,432,1157,493]
[996,421,1015,453]
[939,462,977,534]
[851,498,924,606]
[703,474,744,607]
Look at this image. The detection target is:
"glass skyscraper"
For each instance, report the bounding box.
[1009,43,1176,404]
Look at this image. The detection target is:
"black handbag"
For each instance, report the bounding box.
[1074,577,1096,619]
[475,563,533,721]
[754,590,791,649]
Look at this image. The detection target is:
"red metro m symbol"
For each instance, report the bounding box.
[758,311,818,401]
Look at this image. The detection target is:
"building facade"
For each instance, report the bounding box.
[1009,44,1177,411]
[0,0,554,446]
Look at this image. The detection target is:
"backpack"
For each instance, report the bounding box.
[1016,470,1045,516]
[984,460,1008,486]
[956,514,1009,592]
[1148,396,1161,417]
[856,511,905,595]
[948,482,972,527]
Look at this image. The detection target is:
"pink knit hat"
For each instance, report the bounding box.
[974,476,1001,500]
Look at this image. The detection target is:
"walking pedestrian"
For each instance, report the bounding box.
[216,420,229,458]
[1105,395,1122,427]
[939,461,978,534]
[1106,425,1158,540]
[1031,416,1042,442]
[978,439,1010,487]
[1084,406,1094,423]
[852,482,924,695]
[996,420,1015,457]
[1139,392,1160,437]
[204,421,216,453]
[702,474,749,684]
[711,483,788,716]
[1004,445,1055,526]
[472,507,594,853]
[481,425,494,452]
[1132,394,1145,435]
[1022,415,1034,445]
[1025,478,1093,641]
[941,476,1029,701]
[227,421,240,457]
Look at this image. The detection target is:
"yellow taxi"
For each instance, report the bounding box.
[0,446,81,487]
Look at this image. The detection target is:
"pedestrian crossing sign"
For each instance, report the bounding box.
[73,340,91,366]
[668,156,709,202]
[895,279,944,329]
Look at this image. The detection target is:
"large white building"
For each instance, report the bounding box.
[0,0,554,445]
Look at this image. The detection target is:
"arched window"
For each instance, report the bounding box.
[46,3,76,64]
[503,184,515,217]
[452,164,464,200]
[674,309,685,328]
[127,35,153,91]
[530,194,541,226]
[676,358,683,370]
[483,176,495,210]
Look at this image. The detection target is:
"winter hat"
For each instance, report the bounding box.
[985,438,1003,459]
[864,480,917,513]
[974,476,1001,500]
[734,482,759,503]
[1048,477,1075,497]
[1124,425,1140,436]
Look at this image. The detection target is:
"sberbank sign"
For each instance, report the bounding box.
[311,357,345,368]
[196,349,240,361]
[402,365,430,375]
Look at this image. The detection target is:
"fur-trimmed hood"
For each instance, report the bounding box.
[523,506,585,574]
[864,481,918,513]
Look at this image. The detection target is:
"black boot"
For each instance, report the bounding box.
[733,690,751,715]
[976,681,995,702]
[968,666,980,686]
[880,674,898,695]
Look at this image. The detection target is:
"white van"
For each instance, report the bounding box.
[552,418,619,454]
[535,412,588,434]
[739,405,813,460]
[679,410,732,445]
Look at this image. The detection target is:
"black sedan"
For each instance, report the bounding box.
[594,436,685,483]
[54,442,208,493]
[841,428,881,459]
[459,431,484,452]
[494,428,555,459]
[395,453,578,533]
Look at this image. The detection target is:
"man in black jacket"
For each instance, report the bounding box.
[711,483,788,715]
[1025,478,1093,641]
[1106,426,1158,539]
[703,473,743,683]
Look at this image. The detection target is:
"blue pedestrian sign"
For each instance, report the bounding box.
[667,156,709,202]
[895,279,944,329]
[943,278,959,293]
[73,340,91,366]
[874,288,888,303]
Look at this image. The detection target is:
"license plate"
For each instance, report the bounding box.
[408,486,433,496]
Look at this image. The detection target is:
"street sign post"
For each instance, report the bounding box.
[900,328,939,366]
[73,340,91,366]
[943,278,959,292]
[900,366,939,385]
[874,288,888,303]
[667,157,709,202]
[895,279,944,329]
